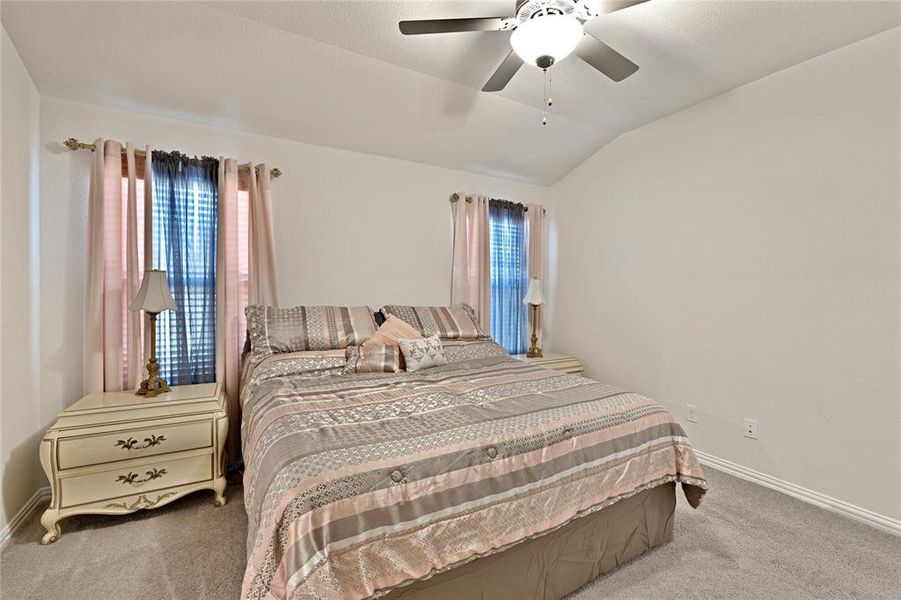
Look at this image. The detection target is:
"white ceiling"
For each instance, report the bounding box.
[3,1,899,185]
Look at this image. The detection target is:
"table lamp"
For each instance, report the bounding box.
[522,278,545,358]
[129,270,178,397]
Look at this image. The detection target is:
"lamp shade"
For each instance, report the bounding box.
[511,14,583,66]
[522,278,545,305]
[129,270,177,313]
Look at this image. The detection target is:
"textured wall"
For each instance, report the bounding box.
[549,29,900,519]
[0,25,42,532]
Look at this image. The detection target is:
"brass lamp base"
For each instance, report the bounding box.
[526,303,543,358]
[135,311,170,398]
[136,358,170,398]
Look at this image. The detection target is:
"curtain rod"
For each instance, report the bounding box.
[449,192,545,213]
[63,138,282,179]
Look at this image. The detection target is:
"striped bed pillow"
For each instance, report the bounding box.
[381,304,488,340]
[345,344,401,374]
[245,305,378,359]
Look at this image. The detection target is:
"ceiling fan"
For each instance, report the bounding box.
[399,0,648,92]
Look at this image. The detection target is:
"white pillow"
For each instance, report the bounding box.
[398,334,448,372]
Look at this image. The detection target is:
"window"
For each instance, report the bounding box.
[120,159,249,386]
[151,160,218,385]
[489,200,528,354]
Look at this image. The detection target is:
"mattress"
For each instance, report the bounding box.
[240,340,706,599]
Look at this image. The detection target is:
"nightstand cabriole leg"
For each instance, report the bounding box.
[39,437,62,544]
[40,512,61,545]
[213,477,227,507]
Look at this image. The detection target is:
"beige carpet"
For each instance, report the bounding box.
[2,469,898,599]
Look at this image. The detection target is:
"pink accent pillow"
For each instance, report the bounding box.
[363,315,423,348]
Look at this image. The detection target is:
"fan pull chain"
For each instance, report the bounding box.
[547,68,553,109]
[542,68,549,126]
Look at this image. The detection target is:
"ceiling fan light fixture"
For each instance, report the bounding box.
[511,14,583,67]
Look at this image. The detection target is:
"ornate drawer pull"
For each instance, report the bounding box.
[115,434,166,451]
[116,468,167,486]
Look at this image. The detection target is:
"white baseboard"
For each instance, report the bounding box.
[695,450,900,537]
[0,486,50,548]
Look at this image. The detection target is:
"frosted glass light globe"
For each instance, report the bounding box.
[511,15,583,67]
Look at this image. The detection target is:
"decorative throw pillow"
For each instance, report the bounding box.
[363,315,423,347]
[398,334,448,372]
[364,315,423,370]
[245,305,378,360]
[345,344,401,374]
[381,304,488,340]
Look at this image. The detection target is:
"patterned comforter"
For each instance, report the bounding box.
[240,341,707,599]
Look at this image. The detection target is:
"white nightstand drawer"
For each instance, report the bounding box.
[57,420,212,470]
[60,452,213,508]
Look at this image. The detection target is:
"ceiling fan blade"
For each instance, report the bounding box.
[482,50,524,92]
[399,17,509,35]
[574,34,639,82]
[592,0,651,16]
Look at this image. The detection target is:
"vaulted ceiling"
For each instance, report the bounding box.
[2,1,898,184]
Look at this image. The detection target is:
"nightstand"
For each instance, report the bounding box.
[513,352,584,376]
[38,382,227,544]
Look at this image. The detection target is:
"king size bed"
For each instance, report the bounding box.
[238,306,706,599]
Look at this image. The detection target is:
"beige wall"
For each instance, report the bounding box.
[548,29,900,519]
[0,26,42,531]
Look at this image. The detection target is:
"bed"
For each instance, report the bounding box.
[239,337,706,599]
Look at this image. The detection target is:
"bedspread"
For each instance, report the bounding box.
[241,341,706,599]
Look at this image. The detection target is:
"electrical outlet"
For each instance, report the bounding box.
[686,404,698,423]
[744,418,758,439]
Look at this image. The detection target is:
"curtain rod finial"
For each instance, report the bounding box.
[64,137,84,151]
[270,167,282,179]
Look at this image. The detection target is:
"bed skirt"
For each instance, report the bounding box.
[385,482,676,600]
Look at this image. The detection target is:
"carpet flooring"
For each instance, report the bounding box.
[1,469,898,599]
